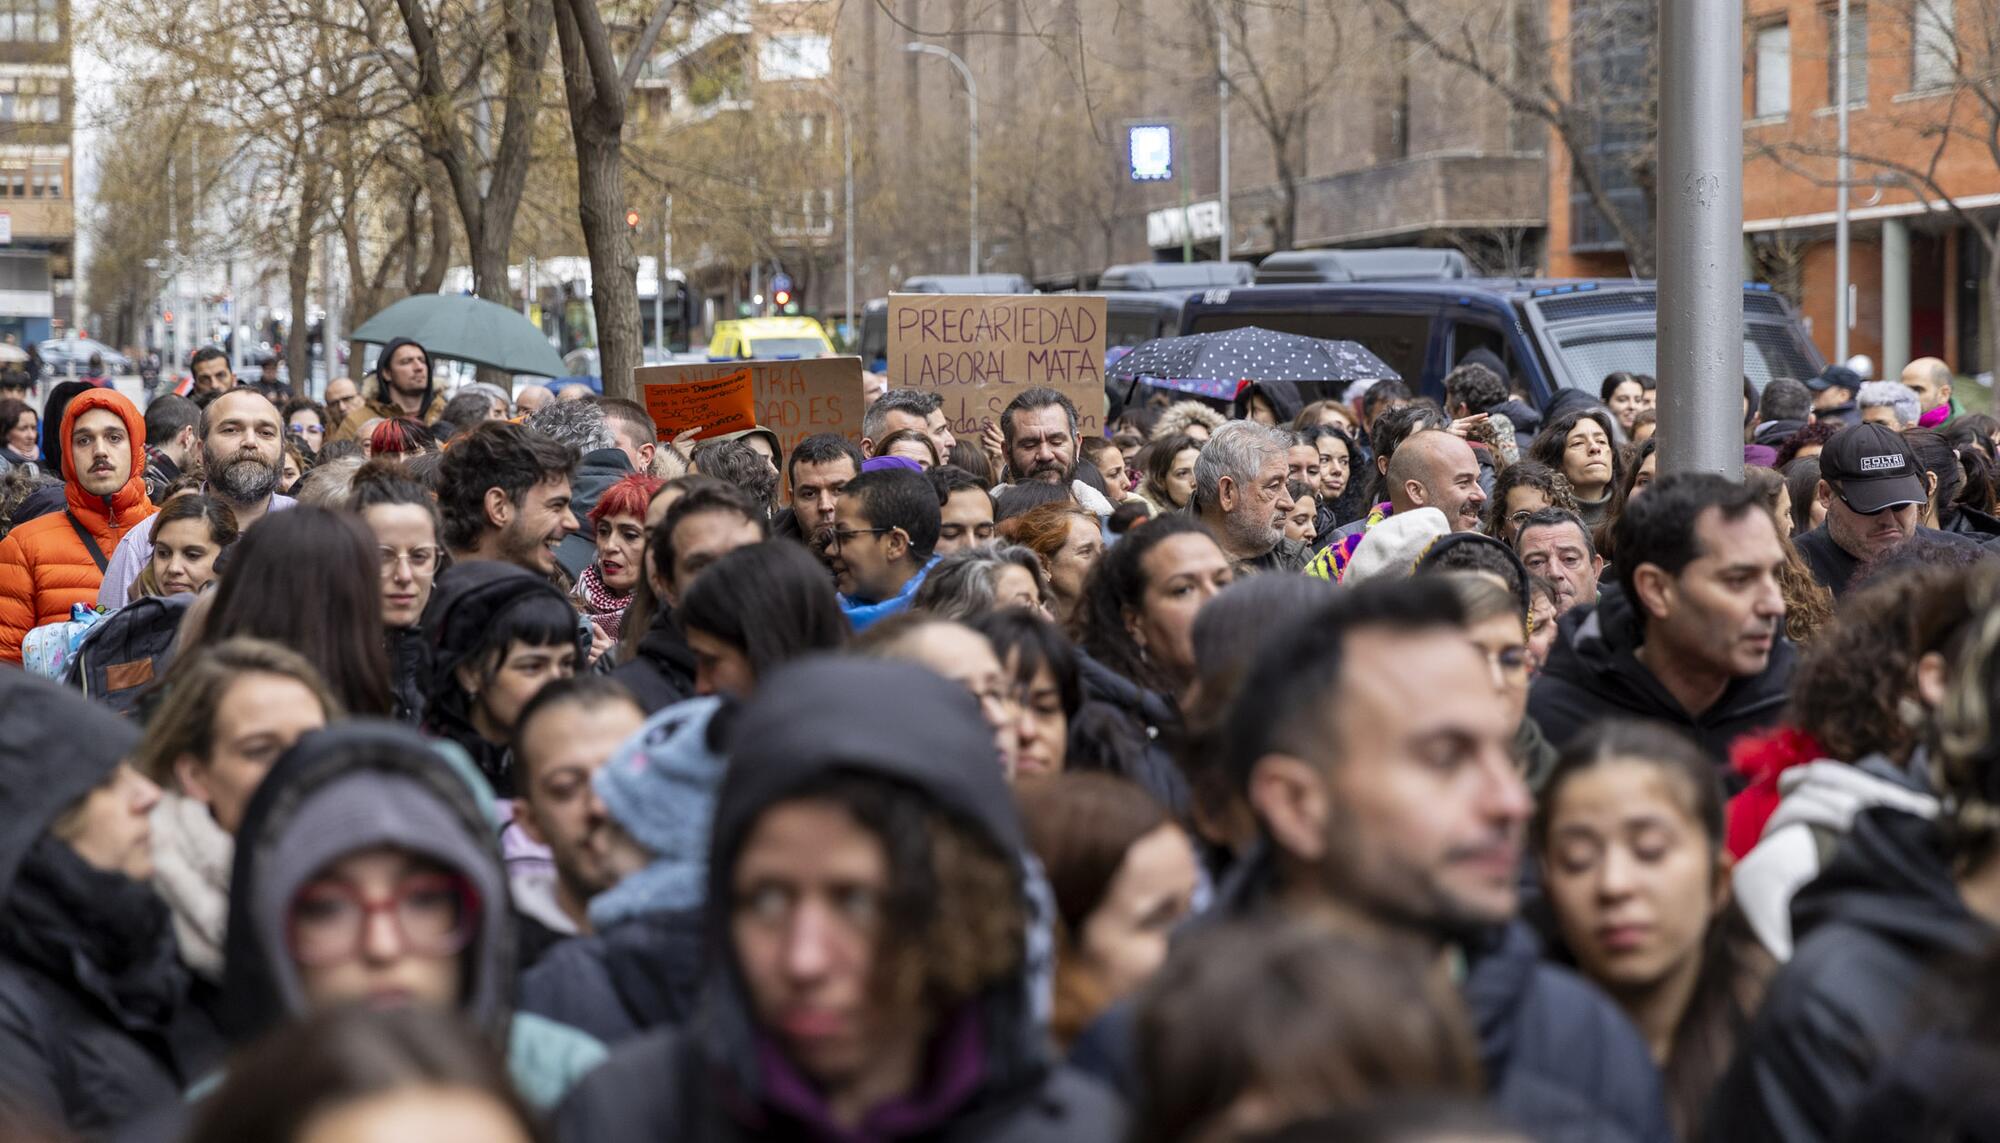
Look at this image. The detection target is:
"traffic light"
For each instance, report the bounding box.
[624,208,641,231]
[773,287,791,308]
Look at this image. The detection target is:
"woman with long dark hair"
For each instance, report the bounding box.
[1529,407,1624,527]
[1535,719,1772,1139]
[190,506,395,716]
[677,540,848,699]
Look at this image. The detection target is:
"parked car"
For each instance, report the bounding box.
[37,338,133,377]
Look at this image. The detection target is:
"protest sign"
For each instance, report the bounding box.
[640,367,756,440]
[634,356,864,457]
[886,294,1107,437]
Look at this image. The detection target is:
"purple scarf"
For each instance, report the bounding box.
[745,1006,987,1143]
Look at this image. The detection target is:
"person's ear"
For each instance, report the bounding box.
[1216,474,1238,513]
[1816,480,1834,511]
[1403,478,1428,507]
[484,486,514,530]
[1631,561,1676,622]
[1122,604,1146,650]
[638,441,656,472]
[860,436,878,459]
[455,661,483,698]
[1247,754,1329,865]
[512,797,546,846]
[1915,649,1951,711]
[173,755,210,808]
[1925,471,1940,501]
[886,526,910,562]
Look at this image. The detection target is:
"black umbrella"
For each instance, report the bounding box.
[1109,326,1400,392]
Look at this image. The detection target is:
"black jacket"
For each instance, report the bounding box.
[556,447,636,581]
[1528,585,1793,766]
[556,658,1124,1143]
[611,607,698,714]
[386,624,428,726]
[1232,379,1304,424]
[1072,650,1189,816]
[518,906,704,1045]
[1068,845,1670,1143]
[1706,807,1993,1143]
[1793,523,1985,596]
[0,673,222,1137]
[1943,506,2000,547]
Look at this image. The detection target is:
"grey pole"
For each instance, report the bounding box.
[1217,11,1230,263]
[905,43,978,273]
[1656,0,1745,478]
[1834,0,1851,364]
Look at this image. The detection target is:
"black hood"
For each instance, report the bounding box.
[0,671,135,901]
[219,720,513,1046]
[373,336,438,415]
[422,560,585,726]
[1233,378,1305,424]
[697,656,1048,1107]
[1790,805,1992,958]
[1541,387,1608,427]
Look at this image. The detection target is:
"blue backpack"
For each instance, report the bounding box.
[64,594,193,715]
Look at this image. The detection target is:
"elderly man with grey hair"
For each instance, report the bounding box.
[1856,380,1921,431]
[1191,420,1308,573]
[529,398,631,580]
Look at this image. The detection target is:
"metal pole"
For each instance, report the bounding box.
[1835,0,1851,364]
[321,232,339,398]
[1217,9,1230,264]
[1179,138,1193,263]
[843,106,855,348]
[655,206,666,353]
[1657,0,1744,477]
[905,43,978,273]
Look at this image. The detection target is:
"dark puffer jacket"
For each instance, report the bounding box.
[1706,807,1993,1143]
[0,672,222,1136]
[611,605,698,715]
[556,657,1125,1143]
[1528,584,1793,765]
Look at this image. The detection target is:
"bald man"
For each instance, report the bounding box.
[1901,357,1956,421]
[1386,429,1488,533]
[514,384,553,416]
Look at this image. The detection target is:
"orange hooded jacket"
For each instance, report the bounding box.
[0,389,156,662]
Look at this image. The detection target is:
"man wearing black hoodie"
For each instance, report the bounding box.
[1069,578,1672,1143]
[556,657,1125,1141]
[1529,472,1793,764]
[329,336,448,443]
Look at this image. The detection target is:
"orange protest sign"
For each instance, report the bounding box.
[634,356,864,455]
[641,367,757,440]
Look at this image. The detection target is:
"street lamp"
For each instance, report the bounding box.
[903,41,978,274]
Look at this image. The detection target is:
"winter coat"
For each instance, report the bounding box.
[611,605,699,714]
[519,907,704,1046]
[555,446,636,581]
[1238,535,1313,575]
[1837,1031,2000,1143]
[1943,505,2000,547]
[1706,807,1993,1143]
[1073,650,1190,816]
[1794,522,1985,597]
[327,337,447,444]
[1730,755,1938,961]
[219,721,606,1111]
[1068,844,1670,1143]
[1528,584,1793,765]
[386,623,429,726]
[555,658,1126,1143]
[0,389,155,663]
[0,672,223,1136]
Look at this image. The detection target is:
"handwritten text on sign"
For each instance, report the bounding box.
[633,356,864,458]
[887,294,1107,435]
[641,368,756,440]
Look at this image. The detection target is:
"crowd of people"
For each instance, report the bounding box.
[1,340,1999,1143]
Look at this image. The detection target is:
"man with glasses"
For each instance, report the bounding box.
[322,375,361,428]
[1513,507,1603,616]
[829,467,940,632]
[1795,423,1981,596]
[1531,473,1795,763]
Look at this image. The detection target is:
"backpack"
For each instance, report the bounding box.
[63,594,192,715]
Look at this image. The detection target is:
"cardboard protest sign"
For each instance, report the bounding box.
[887,294,1107,437]
[634,356,864,457]
[641,367,756,440]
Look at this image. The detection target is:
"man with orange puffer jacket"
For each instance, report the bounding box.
[0,388,155,662]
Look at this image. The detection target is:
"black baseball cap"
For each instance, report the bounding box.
[1819,423,1926,514]
[1807,363,1863,393]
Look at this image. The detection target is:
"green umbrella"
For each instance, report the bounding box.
[351,294,567,379]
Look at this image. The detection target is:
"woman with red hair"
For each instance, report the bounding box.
[579,472,665,641]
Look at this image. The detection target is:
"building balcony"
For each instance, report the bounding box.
[1287,151,1548,249]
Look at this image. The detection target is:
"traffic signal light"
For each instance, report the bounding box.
[625,208,641,231]
[773,288,791,308]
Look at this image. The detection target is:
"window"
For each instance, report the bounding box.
[1754,23,1791,117]
[0,0,59,43]
[1824,5,1868,106]
[1912,0,1955,89]
[30,163,60,197]
[0,76,61,122]
[758,32,831,81]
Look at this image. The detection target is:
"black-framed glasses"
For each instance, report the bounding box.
[827,526,893,552]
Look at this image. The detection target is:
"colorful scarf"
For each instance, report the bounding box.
[575,562,634,641]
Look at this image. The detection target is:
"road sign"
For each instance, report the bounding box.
[771,272,793,295]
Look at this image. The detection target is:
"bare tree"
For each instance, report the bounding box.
[550,0,676,401]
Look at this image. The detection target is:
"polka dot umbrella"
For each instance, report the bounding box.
[1107,326,1400,404]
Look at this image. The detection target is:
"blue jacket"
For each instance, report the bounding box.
[838,556,938,632]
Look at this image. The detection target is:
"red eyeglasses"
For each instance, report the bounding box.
[286,872,480,967]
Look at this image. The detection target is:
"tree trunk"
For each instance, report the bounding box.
[1985,233,2000,383]
[287,168,320,395]
[1272,146,1299,252]
[553,0,641,402]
